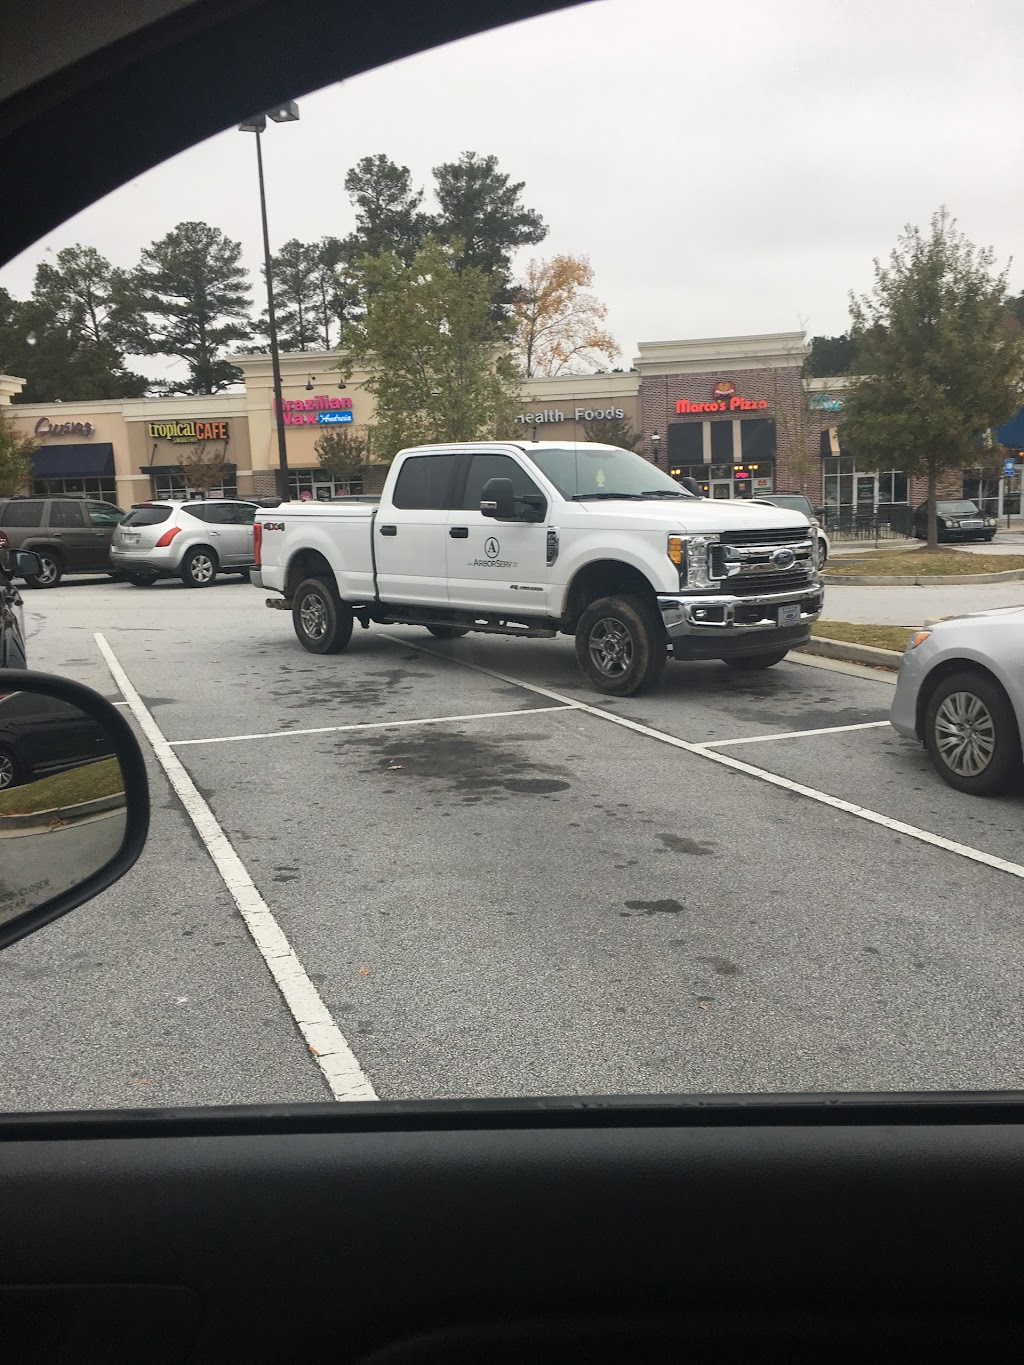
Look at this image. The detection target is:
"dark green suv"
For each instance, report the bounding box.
[0,497,124,588]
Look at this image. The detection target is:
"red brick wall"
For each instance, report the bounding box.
[640,370,960,509]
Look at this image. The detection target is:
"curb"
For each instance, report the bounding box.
[796,637,903,671]
[826,568,1024,586]
[0,791,124,830]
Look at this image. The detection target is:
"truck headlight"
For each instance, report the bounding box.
[687,535,723,589]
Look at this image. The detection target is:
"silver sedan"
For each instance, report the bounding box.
[890,606,1024,796]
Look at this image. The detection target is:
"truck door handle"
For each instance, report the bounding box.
[449,527,469,538]
[379,525,397,536]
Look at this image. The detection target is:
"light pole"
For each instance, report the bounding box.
[239,102,299,501]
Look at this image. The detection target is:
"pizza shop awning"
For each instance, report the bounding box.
[31,443,114,477]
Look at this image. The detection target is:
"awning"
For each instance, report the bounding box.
[145,463,236,477]
[994,407,1024,451]
[31,443,114,477]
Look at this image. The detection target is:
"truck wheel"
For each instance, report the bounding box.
[293,578,353,655]
[924,669,1021,796]
[426,625,468,640]
[23,550,63,588]
[575,595,666,697]
[725,650,789,671]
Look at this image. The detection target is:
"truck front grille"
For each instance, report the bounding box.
[729,568,814,596]
[720,527,810,547]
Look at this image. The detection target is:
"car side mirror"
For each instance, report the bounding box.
[480,477,516,520]
[0,671,150,952]
[14,551,40,578]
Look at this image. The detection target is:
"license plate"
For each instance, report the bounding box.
[778,603,801,626]
[122,533,140,545]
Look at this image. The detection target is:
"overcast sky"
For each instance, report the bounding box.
[2,0,1022,378]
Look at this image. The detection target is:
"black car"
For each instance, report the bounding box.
[0,530,36,670]
[912,499,997,541]
[0,688,115,790]
[0,495,124,588]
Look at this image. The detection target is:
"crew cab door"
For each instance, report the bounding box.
[447,452,552,614]
[374,452,461,607]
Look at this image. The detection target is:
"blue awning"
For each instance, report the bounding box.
[31,443,114,477]
[993,408,1024,451]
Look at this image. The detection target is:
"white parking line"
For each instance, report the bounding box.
[95,631,377,1103]
[383,634,1024,885]
[169,704,576,748]
[699,720,891,749]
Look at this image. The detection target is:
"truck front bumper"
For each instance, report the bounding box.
[658,581,824,660]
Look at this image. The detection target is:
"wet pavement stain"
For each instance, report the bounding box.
[343,728,572,801]
[622,898,685,916]
[698,956,742,976]
[657,833,715,855]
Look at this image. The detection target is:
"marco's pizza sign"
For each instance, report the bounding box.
[147,419,230,444]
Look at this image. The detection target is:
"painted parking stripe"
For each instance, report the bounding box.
[699,720,891,748]
[169,704,577,748]
[95,631,377,1103]
[383,634,1024,885]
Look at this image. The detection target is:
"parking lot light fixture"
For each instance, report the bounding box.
[239,102,300,500]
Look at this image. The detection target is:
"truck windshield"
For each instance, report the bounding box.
[528,446,692,501]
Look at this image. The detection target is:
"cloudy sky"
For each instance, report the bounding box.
[2,0,1022,373]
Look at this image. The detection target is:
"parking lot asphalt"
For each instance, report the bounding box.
[2,574,1023,1111]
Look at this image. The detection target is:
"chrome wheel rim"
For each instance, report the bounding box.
[190,554,214,583]
[300,591,328,641]
[37,556,58,584]
[0,753,14,789]
[588,617,633,678]
[934,691,996,777]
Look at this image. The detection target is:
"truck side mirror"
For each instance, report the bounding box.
[480,478,516,520]
[680,477,704,498]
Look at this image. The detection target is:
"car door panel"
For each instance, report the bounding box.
[45,502,93,570]
[446,453,552,614]
[203,504,247,565]
[374,454,462,607]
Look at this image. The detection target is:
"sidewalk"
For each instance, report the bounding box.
[821,580,1024,626]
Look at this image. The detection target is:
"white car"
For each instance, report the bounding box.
[753,494,830,566]
[111,499,260,587]
[890,606,1024,795]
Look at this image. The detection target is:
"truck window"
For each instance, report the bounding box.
[49,500,86,528]
[0,501,44,527]
[391,454,461,510]
[460,454,543,510]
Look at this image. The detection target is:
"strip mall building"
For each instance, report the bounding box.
[2,332,1018,512]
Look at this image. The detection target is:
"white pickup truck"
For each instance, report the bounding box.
[253,441,824,695]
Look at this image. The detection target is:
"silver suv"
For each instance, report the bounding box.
[111,500,259,588]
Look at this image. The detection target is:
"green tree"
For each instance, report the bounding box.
[842,209,1024,548]
[431,152,546,312]
[119,222,251,394]
[314,426,370,483]
[262,239,321,352]
[0,257,147,403]
[0,404,36,496]
[338,238,519,458]
[582,415,644,451]
[311,237,360,347]
[804,332,858,377]
[344,155,429,266]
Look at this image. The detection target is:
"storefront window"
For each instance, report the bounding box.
[287,468,364,501]
[669,462,773,499]
[152,473,238,501]
[32,476,118,502]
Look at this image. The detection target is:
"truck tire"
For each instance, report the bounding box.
[575,595,666,697]
[425,625,469,640]
[293,578,353,655]
[725,650,789,671]
[23,550,63,588]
